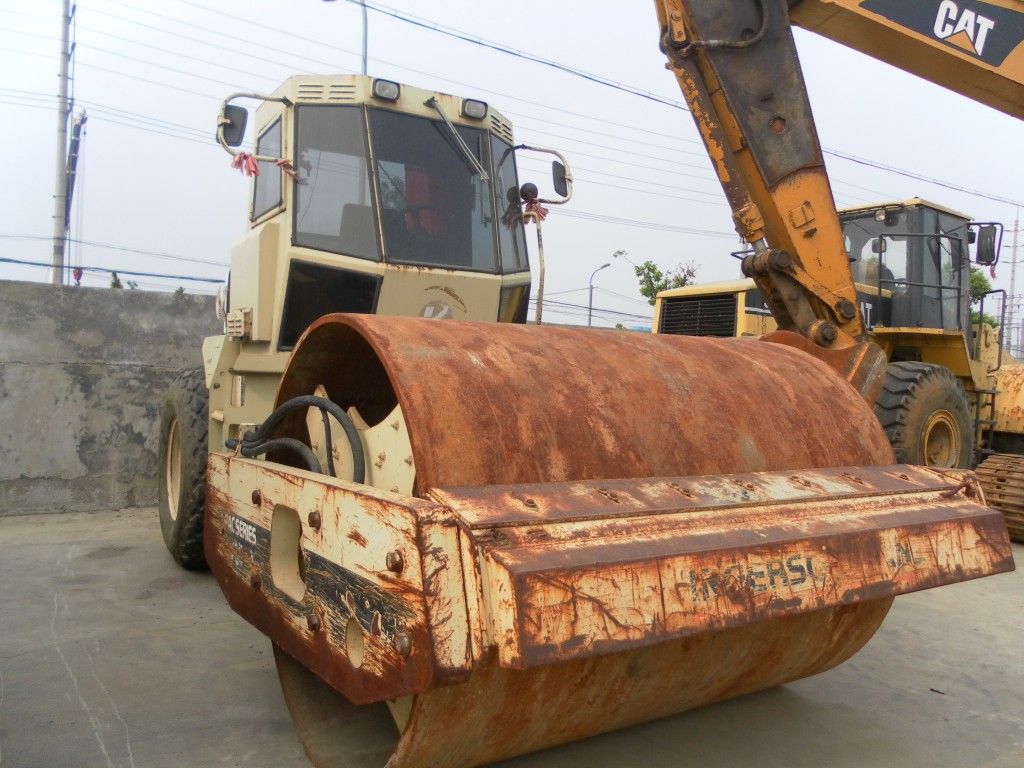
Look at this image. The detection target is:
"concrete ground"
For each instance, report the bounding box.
[1,508,1021,768]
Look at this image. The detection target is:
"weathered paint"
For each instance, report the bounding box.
[994,365,1024,435]
[275,598,894,768]
[272,315,898,490]
[206,454,444,704]
[434,464,1011,668]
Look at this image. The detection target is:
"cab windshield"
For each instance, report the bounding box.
[842,206,968,331]
[292,105,527,274]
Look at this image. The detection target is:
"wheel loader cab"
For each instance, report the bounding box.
[842,199,973,337]
[655,199,985,342]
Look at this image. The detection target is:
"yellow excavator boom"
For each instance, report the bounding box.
[791,0,1024,120]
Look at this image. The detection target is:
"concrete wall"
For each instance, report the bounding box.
[0,280,220,515]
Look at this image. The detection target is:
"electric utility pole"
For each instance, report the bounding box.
[1009,206,1020,356]
[50,0,73,285]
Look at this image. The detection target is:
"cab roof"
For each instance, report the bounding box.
[839,197,973,221]
[255,74,514,143]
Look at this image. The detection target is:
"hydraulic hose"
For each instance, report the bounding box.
[238,437,323,475]
[227,395,365,483]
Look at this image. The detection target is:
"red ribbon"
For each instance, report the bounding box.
[231,152,260,176]
[524,199,549,222]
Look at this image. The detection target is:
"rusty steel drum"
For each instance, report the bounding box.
[265,314,900,768]
[274,315,898,486]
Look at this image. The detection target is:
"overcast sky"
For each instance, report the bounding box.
[2,0,1022,329]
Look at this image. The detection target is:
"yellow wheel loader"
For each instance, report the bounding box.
[655,198,1005,466]
[165,1,1020,766]
[654,197,1024,540]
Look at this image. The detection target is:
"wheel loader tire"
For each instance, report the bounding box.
[874,361,972,468]
[158,367,209,570]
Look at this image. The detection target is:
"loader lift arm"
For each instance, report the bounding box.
[655,0,1024,397]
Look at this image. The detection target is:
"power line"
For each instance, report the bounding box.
[824,149,1023,207]
[81,0,702,151]
[0,256,224,283]
[594,287,653,306]
[0,234,227,268]
[531,297,651,322]
[77,60,221,100]
[0,87,213,138]
[554,209,736,238]
[84,0,358,72]
[10,3,1016,270]
[320,0,1020,208]
[175,0,686,111]
[36,0,1017,210]
[9,12,908,210]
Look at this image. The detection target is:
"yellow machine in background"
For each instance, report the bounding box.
[655,197,1012,471]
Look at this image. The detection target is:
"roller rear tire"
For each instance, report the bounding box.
[874,361,972,468]
[158,367,209,570]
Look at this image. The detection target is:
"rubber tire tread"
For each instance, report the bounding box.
[158,367,209,570]
[874,361,972,467]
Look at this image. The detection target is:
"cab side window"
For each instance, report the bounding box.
[252,119,283,220]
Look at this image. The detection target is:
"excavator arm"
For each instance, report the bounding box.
[655,0,1024,398]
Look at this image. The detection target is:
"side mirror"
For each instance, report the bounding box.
[976,224,999,266]
[552,161,568,198]
[220,104,248,147]
[871,238,887,254]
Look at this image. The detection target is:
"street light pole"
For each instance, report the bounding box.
[50,0,72,285]
[359,0,368,75]
[322,0,368,75]
[588,262,611,327]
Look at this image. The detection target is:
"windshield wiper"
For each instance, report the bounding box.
[424,97,489,181]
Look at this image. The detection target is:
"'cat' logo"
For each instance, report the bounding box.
[860,0,1024,68]
[933,0,996,56]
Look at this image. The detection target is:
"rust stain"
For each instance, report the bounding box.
[348,529,368,547]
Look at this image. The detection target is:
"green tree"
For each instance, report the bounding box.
[969,266,999,327]
[969,266,991,303]
[635,260,699,306]
[110,271,123,289]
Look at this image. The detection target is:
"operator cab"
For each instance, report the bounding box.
[843,198,999,333]
[216,75,570,351]
[653,198,1001,341]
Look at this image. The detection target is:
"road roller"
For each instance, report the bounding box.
[172,2,1019,765]
[205,315,1012,767]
